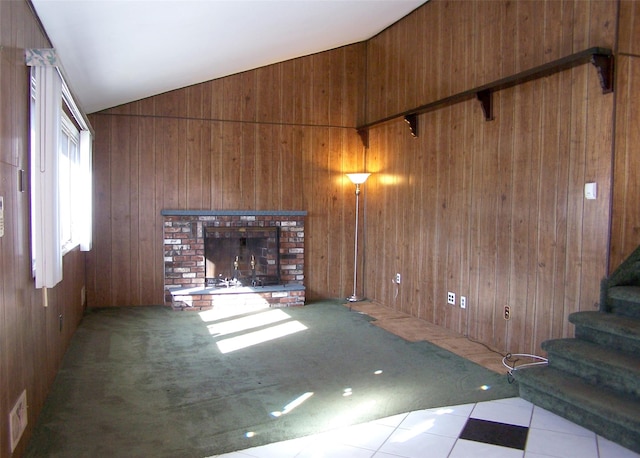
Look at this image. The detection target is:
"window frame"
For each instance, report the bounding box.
[59,111,81,254]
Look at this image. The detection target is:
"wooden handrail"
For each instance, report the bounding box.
[357,46,613,140]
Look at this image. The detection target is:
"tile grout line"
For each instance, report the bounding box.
[446,403,476,458]
[370,420,406,457]
[523,402,535,454]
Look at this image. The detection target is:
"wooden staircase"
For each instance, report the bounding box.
[515,245,640,454]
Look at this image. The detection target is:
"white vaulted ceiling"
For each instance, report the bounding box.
[30,0,427,114]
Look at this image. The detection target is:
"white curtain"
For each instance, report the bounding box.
[31,65,63,288]
[27,49,94,290]
[79,129,93,251]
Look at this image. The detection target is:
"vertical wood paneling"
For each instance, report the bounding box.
[619,1,640,55]
[611,55,640,267]
[567,63,590,318]
[209,121,223,209]
[610,0,640,271]
[1,2,88,456]
[89,44,366,306]
[526,79,544,355]
[129,116,141,305]
[581,58,615,309]
[2,3,638,456]
[244,123,258,209]
[111,116,133,305]
[364,0,617,354]
[255,125,275,209]
[138,117,159,304]
[279,60,297,125]
[493,90,514,352]
[0,52,15,166]
[473,94,499,347]
[90,115,112,306]
[80,0,635,360]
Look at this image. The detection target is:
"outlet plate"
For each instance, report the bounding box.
[9,389,27,452]
[395,273,401,284]
[460,296,466,309]
[447,292,455,305]
[504,305,511,320]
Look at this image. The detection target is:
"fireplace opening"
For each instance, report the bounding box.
[204,226,280,287]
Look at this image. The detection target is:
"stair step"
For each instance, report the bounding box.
[515,365,640,454]
[610,259,640,286]
[542,338,640,397]
[609,286,640,319]
[569,311,640,354]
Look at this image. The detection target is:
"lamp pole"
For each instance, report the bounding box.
[346,173,370,303]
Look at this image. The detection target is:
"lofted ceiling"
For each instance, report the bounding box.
[31,0,427,114]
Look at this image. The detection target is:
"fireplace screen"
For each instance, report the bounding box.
[204,226,280,287]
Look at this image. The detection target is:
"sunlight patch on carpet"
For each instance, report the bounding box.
[207,309,291,337]
[271,392,314,417]
[216,319,308,353]
[197,295,271,322]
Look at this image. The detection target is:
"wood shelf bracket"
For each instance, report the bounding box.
[476,89,494,121]
[591,53,614,94]
[404,113,418,137]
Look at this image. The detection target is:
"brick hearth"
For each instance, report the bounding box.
[162,210,306,310]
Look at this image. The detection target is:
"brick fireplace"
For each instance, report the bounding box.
[162,210,306,310]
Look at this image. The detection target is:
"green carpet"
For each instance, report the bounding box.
[26,300,517,457]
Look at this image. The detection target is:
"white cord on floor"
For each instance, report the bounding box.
[502,353,548,382]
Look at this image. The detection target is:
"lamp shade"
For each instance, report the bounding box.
[346,173,371,185]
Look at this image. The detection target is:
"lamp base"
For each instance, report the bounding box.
[346,295,366,302]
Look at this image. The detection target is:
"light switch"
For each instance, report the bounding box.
[585,182,597,200]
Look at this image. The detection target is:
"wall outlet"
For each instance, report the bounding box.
[9,389,27,452]
[395,273,401,284]
[460,296,466,309]
[447,292,455,305]
[504,305,511,320]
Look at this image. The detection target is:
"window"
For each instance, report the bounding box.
[28,50,93,289]
[59,112,80,253]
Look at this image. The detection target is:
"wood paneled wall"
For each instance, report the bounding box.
[0,2,87,456]
[87,44,367,307]
[363,0,618,354]
[1,0,638,456]
[87,0,640,357]
[611,1,640,270]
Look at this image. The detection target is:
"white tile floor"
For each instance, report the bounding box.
[211,397,640,458]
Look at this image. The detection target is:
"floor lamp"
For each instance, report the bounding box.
[346,173,370,303]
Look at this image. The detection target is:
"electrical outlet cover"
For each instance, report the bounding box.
[447,292,455,305]
[9,389,27,452]
[460,296,466,309]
